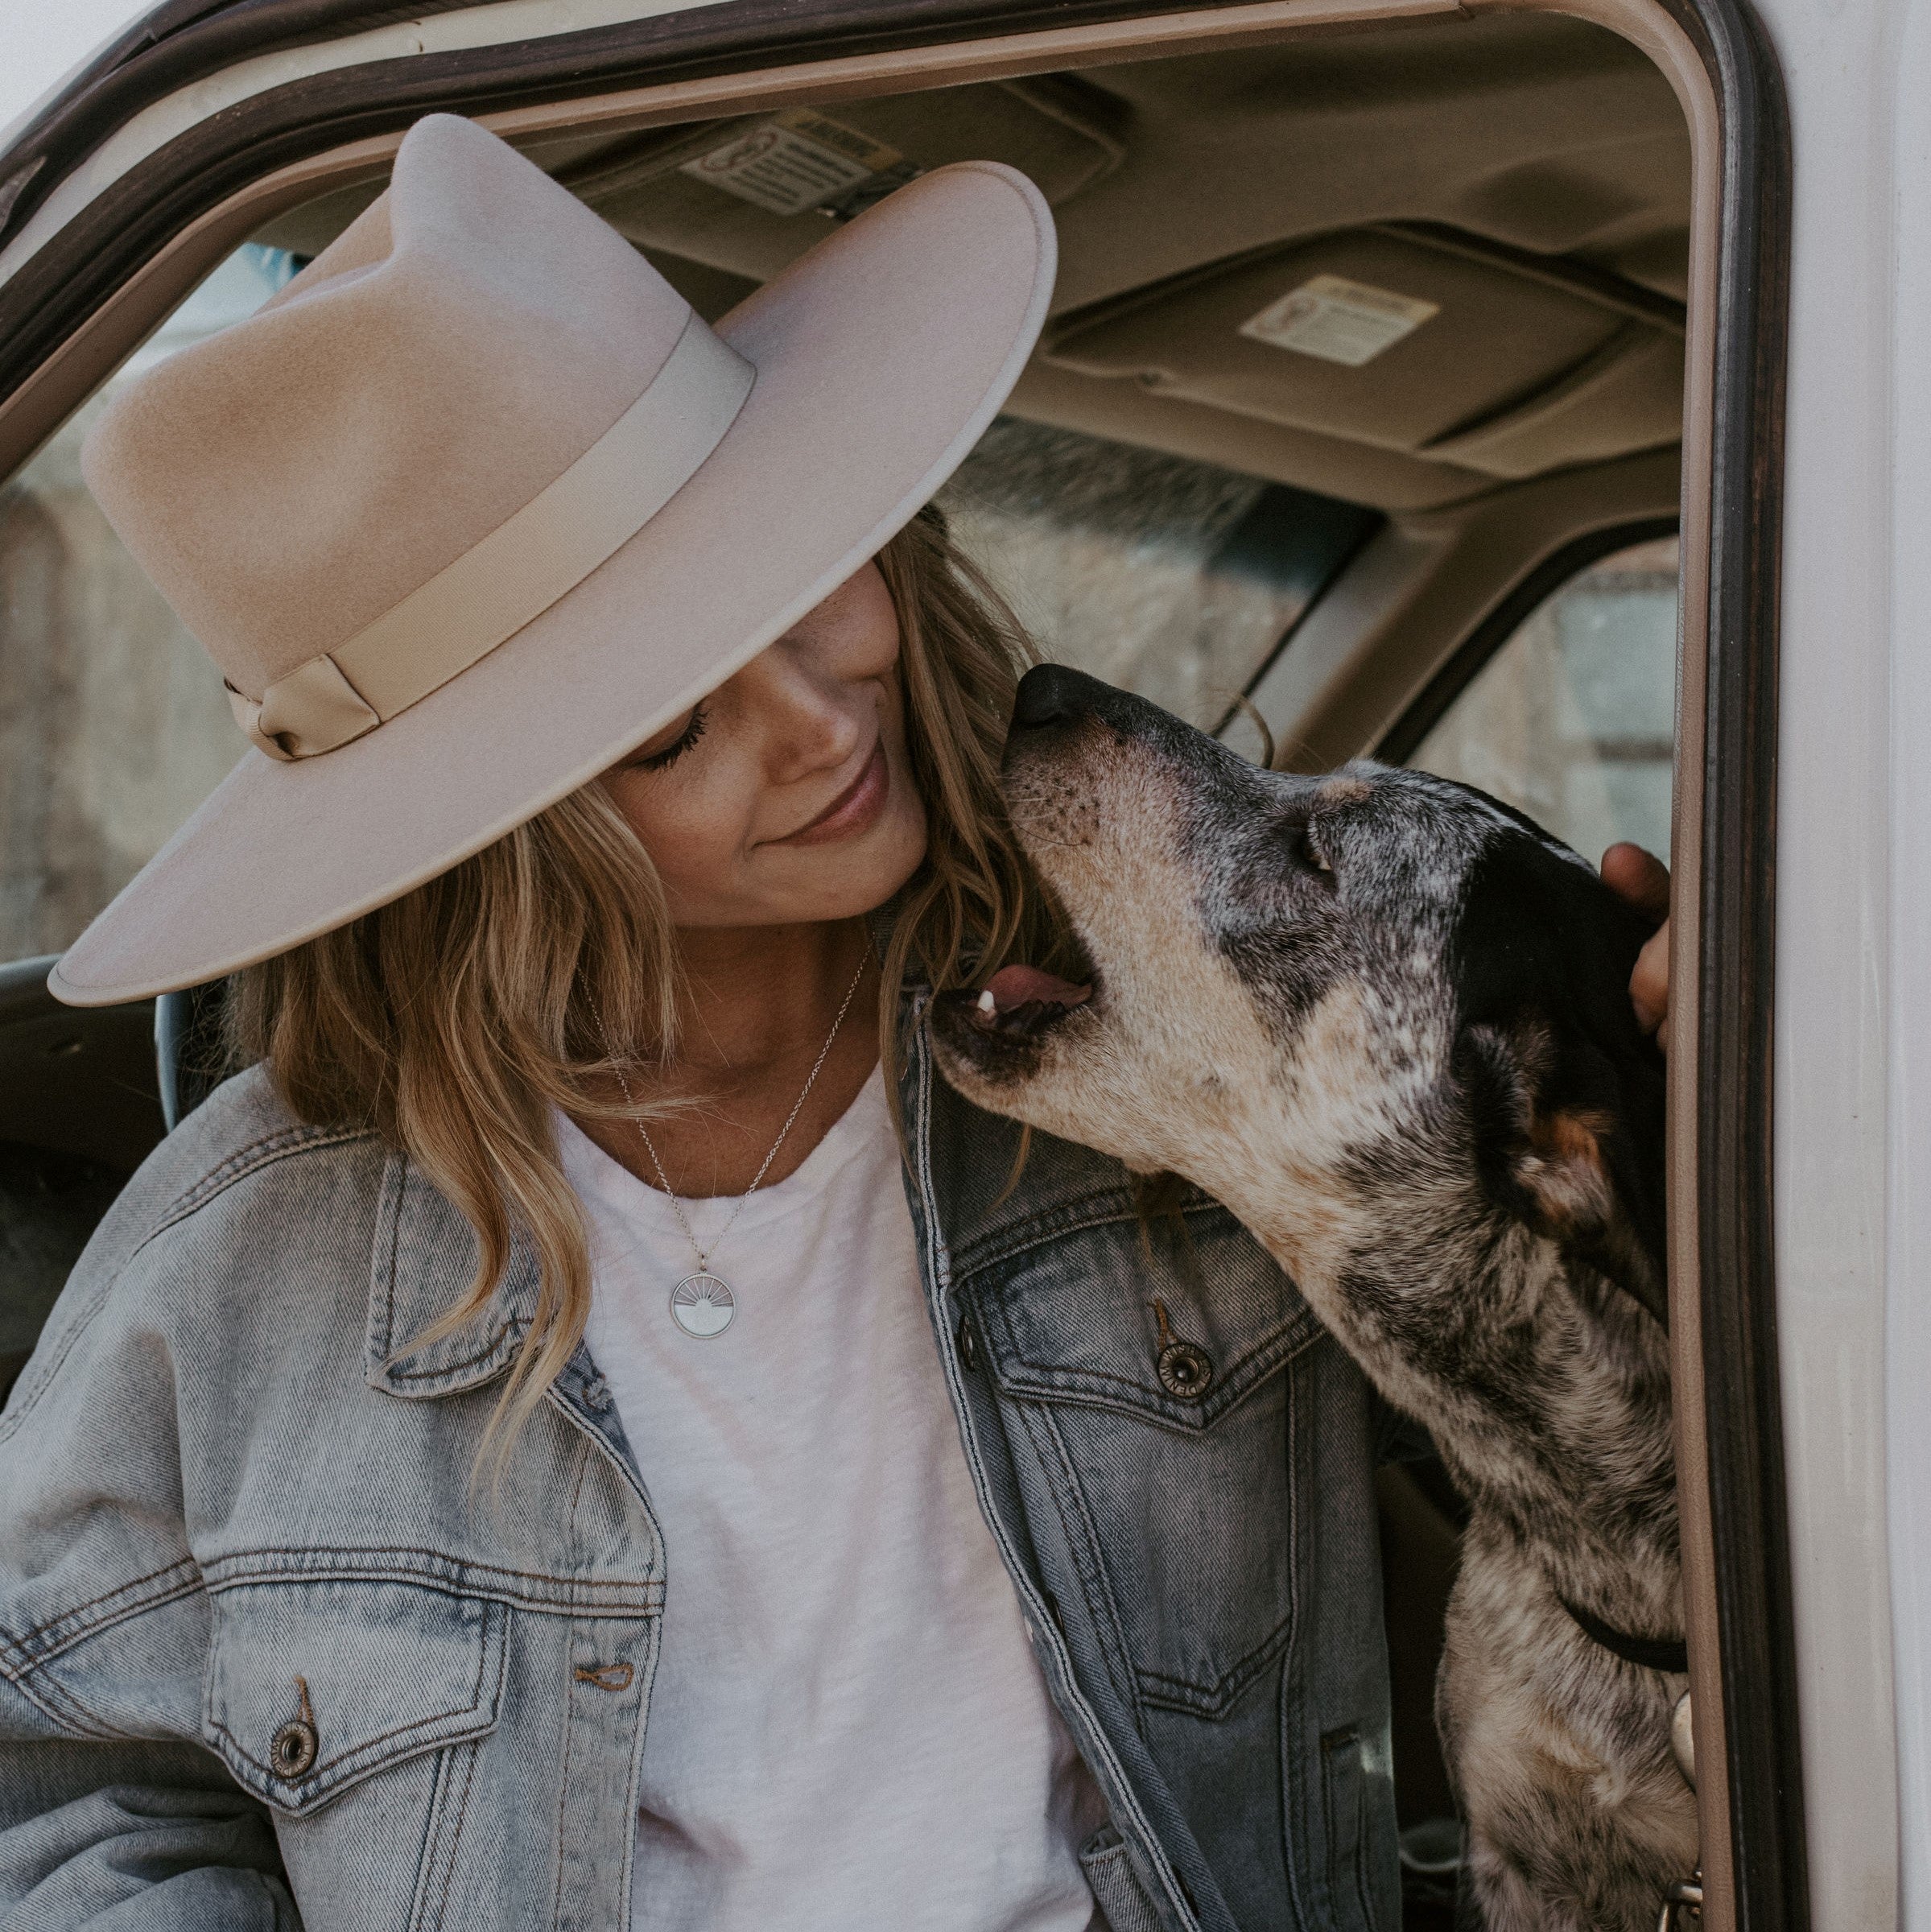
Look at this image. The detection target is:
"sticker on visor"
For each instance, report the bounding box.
[681,110,913,219]
[1240,275,1440,367]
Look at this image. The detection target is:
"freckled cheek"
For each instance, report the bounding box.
[866,675,921,817]
[850,618,905,685]
[840,566,904,676]
[605,773,753,894]
[885,770,930,870]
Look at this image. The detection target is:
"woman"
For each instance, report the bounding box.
[0,118,1671,1932]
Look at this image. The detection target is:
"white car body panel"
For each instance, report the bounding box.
[1744,2,1914,1923]
[1888,0,1931,1922]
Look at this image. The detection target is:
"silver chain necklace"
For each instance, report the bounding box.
[600,950,870,1339]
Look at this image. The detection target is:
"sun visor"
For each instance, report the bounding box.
[1038,225,1685,481]
[562,80,1123,285]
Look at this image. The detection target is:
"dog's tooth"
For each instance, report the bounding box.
[977,989,997,1018]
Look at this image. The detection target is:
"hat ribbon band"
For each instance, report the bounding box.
[226,311,756,762]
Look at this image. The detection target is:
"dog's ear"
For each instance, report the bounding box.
[1454,1015,1666,1323]
[1450,825,1669,1327]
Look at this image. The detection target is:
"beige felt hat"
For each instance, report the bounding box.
[50,114,1055,1006]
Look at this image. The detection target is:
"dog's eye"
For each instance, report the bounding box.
[1294,822,1335,883]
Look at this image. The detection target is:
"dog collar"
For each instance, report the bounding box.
[1558,1593,1689,1674]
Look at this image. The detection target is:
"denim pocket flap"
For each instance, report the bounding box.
[204,1578,508,1814]
[970,1203,1319,1428]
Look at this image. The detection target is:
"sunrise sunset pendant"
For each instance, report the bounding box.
[599,951,871,1347]
[670,1271,736,1339]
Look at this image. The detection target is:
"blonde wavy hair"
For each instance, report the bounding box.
[230,506,1066,1466]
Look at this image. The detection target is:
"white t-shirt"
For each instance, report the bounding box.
[556,1069,1104,1932]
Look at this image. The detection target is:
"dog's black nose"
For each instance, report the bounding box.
[1012,663,1100,732]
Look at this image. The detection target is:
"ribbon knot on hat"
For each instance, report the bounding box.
[221,308,755,760]
[54,112,1055,1005]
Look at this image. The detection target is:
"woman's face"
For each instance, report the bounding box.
[603,561,928,927]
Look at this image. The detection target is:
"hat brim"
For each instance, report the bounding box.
[50,161,1054,1007]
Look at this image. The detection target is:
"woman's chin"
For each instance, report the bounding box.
[675,810,928,929]
[826,804,929,919]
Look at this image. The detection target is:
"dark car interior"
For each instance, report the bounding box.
[0,10,1692,1922]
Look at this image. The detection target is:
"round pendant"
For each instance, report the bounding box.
[670,1271,736,1339]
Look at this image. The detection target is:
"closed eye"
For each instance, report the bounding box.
[632,704,708,772]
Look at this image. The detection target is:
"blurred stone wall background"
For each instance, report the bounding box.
[0,250,287,963]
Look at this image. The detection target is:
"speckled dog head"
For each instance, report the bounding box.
[931,665,1666,1315]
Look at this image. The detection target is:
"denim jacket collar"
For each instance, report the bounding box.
[363,944,1190,1389]
[365,1150,543,1399]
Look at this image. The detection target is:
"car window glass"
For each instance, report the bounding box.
[939,418,1379,736]
[1407,535,1679,865]
[0,245,299,964]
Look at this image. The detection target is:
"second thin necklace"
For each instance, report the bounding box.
[604,949,870,1340]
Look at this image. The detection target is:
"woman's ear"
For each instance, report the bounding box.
[1455,1013,1669,1328]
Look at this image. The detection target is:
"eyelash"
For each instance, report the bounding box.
[637,704,708,771]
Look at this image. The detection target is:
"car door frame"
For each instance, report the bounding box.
[0,0,1800,1923]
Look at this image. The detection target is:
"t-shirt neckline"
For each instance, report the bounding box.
[555,1061,890,1249]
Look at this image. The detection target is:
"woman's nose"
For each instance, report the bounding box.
[749,658,864,782]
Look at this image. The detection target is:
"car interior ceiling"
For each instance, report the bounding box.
[261,12,1692,516]
[4,12,1690,1911]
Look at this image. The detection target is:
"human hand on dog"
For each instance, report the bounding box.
[1600,843,1671,1049]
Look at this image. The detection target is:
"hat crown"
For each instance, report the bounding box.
[82,115,694,696]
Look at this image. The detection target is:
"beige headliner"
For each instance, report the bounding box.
[252,10,1690,516]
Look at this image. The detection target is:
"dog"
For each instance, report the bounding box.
[930,664,1694,1931]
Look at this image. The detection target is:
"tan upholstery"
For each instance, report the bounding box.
[562,76,1123,281]
[1042,225,1682,480]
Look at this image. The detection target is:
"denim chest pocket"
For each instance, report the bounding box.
[202,1577,508,1815]
[963,1199,1322,1719]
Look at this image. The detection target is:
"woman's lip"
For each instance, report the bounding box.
[774,741,889,847]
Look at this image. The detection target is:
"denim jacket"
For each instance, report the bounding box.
[0,1007,1398,1931]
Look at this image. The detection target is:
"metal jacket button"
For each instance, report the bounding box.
[1150,1298,1213,1398]
[1157,1340,1214,1398]
[271,1675,319,1778]
[955,1310,978,1372]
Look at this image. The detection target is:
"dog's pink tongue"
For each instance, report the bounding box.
[982,965,1092,1013]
